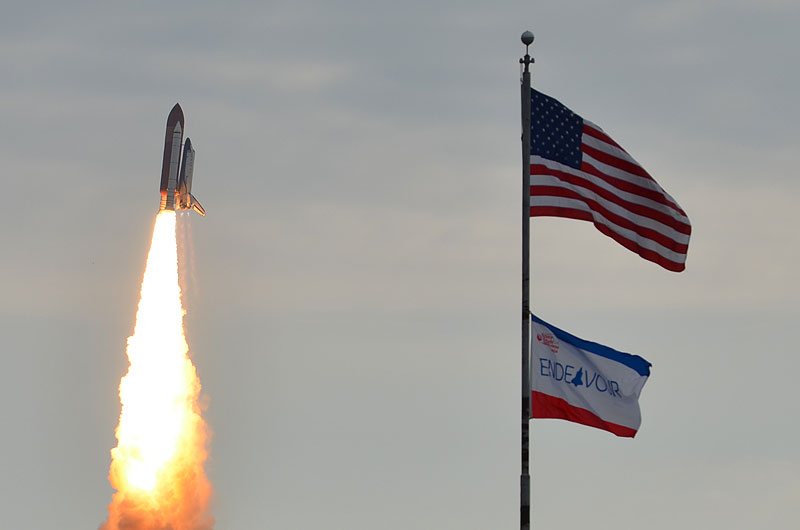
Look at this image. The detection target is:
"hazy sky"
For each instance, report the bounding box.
[2,1,798,528]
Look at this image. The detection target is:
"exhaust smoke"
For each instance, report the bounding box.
[101,211,213,530]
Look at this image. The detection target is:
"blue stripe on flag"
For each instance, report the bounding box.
[530,314,651,376]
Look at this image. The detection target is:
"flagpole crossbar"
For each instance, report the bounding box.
[520,31,535,73]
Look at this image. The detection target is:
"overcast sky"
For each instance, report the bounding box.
[1,1,798,529]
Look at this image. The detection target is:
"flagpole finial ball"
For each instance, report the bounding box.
[521,31,534,46]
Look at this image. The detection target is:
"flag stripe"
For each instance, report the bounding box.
[532,156,690,228]
[581,130,652,182]
[580,152,688,219]
[532,391,638,438]
[531,187,689,257]
[530,313,651,375]
[580,129,687,216]
[579,138,658,187]
[583,121,675,202]
[531,166,692,240]
[580,125,659,180]
[582,120,624,151]
[530,203,687,271]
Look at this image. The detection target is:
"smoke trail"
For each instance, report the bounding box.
[177,211,199,307]
[101,211,213,530]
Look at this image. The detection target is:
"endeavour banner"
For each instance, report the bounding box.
[530,314,651,438]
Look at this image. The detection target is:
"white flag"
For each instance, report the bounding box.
[531,314,651,437]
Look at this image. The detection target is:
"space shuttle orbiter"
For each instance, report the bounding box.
[159,103,205,216]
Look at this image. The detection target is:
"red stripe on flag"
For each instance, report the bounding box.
[581,124,688,216]
[530,185,690,255]
[529,205,686,272]
[580,142,654,183]
[578,160,688,217]
[532,391,638,438]
[530,163,691,233]
[582,122,624,151]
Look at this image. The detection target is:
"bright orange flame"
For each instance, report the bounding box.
[102,211,213,530]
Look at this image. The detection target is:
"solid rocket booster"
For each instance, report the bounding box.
[159,103,205,216]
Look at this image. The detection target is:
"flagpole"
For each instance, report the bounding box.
[519,30,534,530]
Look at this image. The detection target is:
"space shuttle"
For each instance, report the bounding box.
[159,103,205,216]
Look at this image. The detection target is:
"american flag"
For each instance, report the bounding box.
[529,88,691,272]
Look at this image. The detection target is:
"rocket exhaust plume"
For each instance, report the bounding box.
[102,211,213,530]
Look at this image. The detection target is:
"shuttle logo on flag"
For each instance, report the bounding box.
[530,314,651,438]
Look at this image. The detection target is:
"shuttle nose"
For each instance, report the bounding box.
[167,103,184,125]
